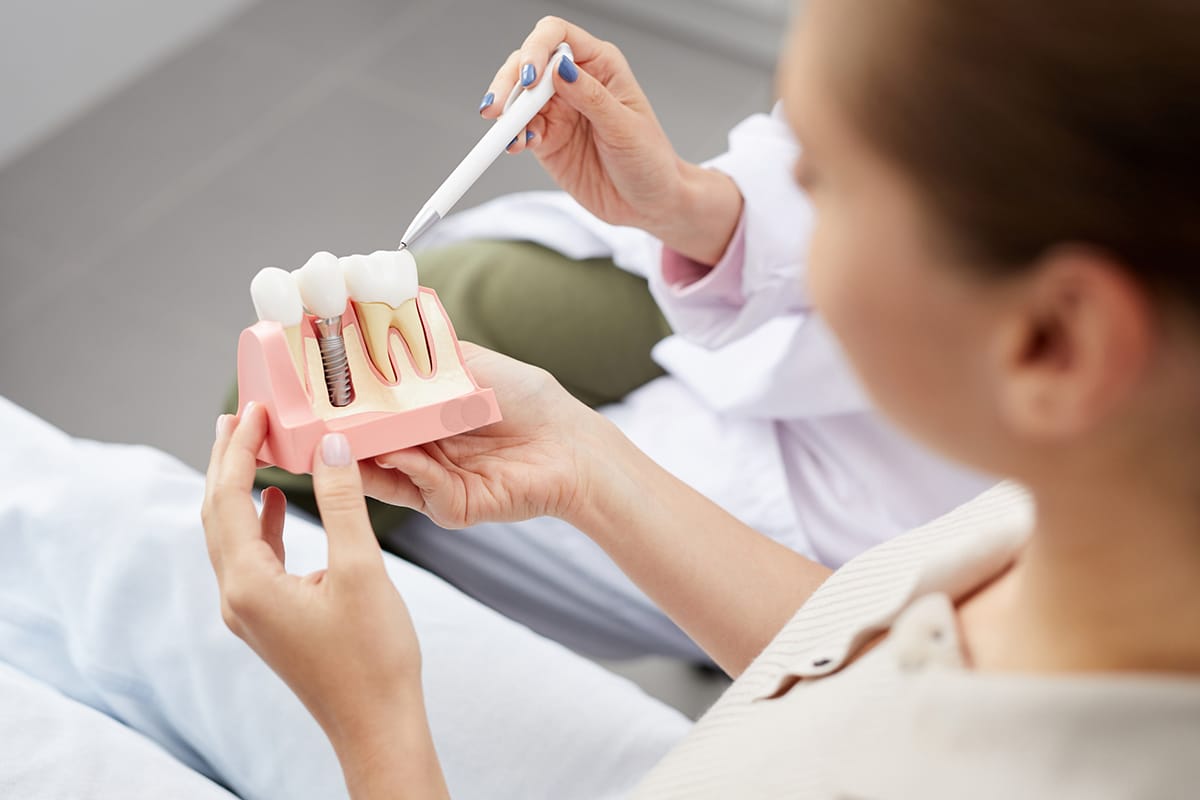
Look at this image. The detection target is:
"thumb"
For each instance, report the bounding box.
[374,447,453,500]
[552,56,631,134]
[311,433,382,573]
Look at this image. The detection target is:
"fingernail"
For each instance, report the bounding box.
[508,135,518,148]
[322,433,351,467]
[520,63,536,86]
[478,91,494,112]
[557,57,578,83]
[243,401,257,418]
[215,414,229,438]
[525,130,534,142]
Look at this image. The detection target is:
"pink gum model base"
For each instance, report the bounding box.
[236,287,501,475]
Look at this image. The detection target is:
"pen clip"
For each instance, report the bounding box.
[501,42,575,114]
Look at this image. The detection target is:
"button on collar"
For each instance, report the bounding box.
[888,592,964,673]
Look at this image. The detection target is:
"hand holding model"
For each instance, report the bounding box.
[203,405,451,799]
[360,343,608,528]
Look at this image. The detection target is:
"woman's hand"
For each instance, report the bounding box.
[360,343,608,529]
[483,16,743,265]
[202,405,449,798]
[365,344,832,678]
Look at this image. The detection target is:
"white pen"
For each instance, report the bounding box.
[398,42,576,250]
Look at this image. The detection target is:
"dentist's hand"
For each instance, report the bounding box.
[361,343,606,529]
[202,405,449,798]
[483,16,743,265]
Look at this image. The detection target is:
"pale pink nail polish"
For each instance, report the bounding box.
[215,415,228,438]
[322,433,351,467]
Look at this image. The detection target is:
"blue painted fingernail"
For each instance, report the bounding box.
[478,91,494,112]
[520,63,536,86]
[557,57,578,83]
[525,130,534,142]
[509,135,518,148]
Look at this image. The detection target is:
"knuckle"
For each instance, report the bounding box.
[339,557,378,583]
[219,600,244,637]
[319,487,363,518]
[536,14,563,30]
[533,366,557,390]
[211,477,238,504]
[319,496,360,522]
[222,580,257,619]
[584,79,607,107]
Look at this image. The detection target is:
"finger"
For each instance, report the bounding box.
[525,115,547,149]
[210,403,271,564]
[514,20,558,91]
[259,486,287,564]
[373,446,445,484]
[202,411,240,572]
[481,50,521,120]
[517,17,611,89]
[506,127,535,155]
[311,433,384,573]
[370,446,460,522]
[552,54,632,135]
[218,403,270,504]
[359,459,425,511]
[204,413,234,509]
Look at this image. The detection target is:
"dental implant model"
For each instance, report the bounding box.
[236,247,502,474]
[294,251,355,407]
[342,249,432,380]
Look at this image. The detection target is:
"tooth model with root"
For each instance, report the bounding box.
[342,249,432,381]
[294,251,355,407]
[249,266,307,383]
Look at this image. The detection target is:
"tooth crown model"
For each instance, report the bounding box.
[237,249,502,474]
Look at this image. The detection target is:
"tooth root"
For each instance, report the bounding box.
[284,325,308,386]
[353,301,399,383]
[393,298,433,377]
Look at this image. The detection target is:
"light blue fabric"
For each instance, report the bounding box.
[0,396,689,799]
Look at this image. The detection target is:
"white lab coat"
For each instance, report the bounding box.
[406,106,993,660]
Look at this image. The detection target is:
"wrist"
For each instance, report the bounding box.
[648,161,743,266]
[558,408,645,538]
[328,689,449,800]
[322,681,421,757]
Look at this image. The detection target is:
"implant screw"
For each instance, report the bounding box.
[313,317,355,407]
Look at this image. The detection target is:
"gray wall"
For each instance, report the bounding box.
[563,0,791,68]
[0,0,251,166]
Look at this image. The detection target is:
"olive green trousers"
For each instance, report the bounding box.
[228,240,672,532]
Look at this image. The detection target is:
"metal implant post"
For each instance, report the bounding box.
[313,316,355,407]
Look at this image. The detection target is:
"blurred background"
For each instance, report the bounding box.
[0,0,782,717]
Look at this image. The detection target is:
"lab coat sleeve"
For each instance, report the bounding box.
[648,103,815,349]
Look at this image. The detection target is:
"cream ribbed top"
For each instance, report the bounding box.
[631,483,1200,798]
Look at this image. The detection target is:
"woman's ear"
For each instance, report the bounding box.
[994,247,1154,442]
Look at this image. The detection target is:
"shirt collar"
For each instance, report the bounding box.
[759,491,1032,693]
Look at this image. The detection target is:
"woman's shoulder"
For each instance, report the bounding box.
[735,482,1032,700]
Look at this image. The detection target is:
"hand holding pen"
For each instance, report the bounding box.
[482,17,742,265]
[405,16,743,266]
